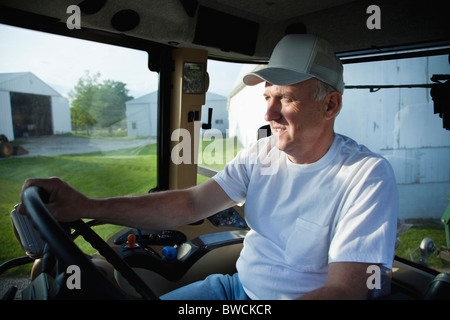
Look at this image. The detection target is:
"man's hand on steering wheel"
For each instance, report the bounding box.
[19,177,90,222]
[20,184,158,300]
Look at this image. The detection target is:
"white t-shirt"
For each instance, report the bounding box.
[212,134,398,300]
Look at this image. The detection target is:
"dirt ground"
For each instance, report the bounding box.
[9,135,155,157]
[0,276,30,300]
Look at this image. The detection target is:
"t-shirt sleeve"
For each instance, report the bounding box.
[328,157,399,269]
[212,137,277,205]
[211,148,250,205]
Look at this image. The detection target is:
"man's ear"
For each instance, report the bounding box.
[324,91,342,120]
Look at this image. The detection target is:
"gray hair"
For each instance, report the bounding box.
[313,79,337,102]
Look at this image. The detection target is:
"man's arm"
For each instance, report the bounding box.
[20,177,236,230]
[298,262,371,300]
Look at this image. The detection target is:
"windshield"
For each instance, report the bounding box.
[338,55,450,273]
[0,24,244,278]
[0,24,159,274]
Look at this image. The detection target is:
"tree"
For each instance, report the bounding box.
[69,71,133,135]
[70,105,97,135]
[69,71,100,111]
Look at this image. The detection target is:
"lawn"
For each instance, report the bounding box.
[0,143,158,276]
[395,220,449,272]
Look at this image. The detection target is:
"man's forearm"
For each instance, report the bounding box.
[79,179,235,230]
[87,188,198,230]
[297,262,371,300]
[21,177,235,232]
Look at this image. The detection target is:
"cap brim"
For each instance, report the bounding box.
[243,67,312,86]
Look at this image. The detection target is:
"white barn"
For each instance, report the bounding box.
[0,72,71,141]
[126,91,228,137]
[227,56,450,220]
[126,91,158,137]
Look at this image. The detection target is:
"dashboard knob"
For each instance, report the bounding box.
[127,234,136,248]
[162,246,177,260]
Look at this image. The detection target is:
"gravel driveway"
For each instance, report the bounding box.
[10,135,156,157]
[0,276,30,300]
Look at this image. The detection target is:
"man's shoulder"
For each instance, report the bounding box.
[337,134,383,160]
[336,134,394,176]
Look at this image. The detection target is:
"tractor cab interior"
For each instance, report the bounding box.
[0,0,449,302]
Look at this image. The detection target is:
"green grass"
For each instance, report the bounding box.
[0,143,157,276]
[396,220,450,272]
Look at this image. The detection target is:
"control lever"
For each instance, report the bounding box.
[127,234,137,248]
[162,246,178,260]
[202,107,213,129]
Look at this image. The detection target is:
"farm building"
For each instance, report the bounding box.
[126,91,228,137]
[0,72,71,141]
[227,56,450,220]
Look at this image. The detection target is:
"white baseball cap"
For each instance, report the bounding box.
[243,34,344,93]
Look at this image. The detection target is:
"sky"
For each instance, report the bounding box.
[0,23,245,100]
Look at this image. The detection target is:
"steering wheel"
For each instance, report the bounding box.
[21,186,158,300]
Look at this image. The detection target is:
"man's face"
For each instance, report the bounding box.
[263,78,330,163]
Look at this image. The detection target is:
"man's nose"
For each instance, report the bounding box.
[264,99,281,122]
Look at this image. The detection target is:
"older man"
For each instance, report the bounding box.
[21,34,398,300]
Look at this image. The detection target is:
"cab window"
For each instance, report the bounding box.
[0,24,158,267]
[337,55,450,274]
